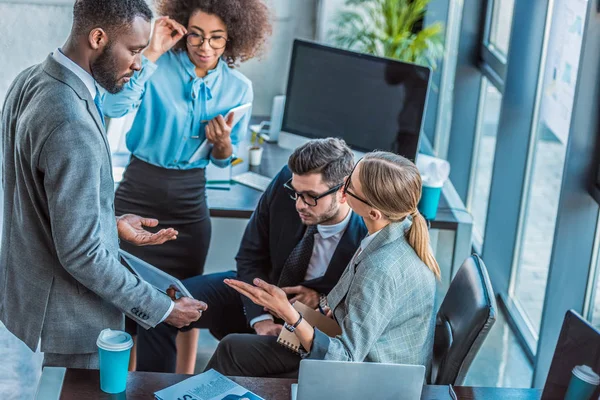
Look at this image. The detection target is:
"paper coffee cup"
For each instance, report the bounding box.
[564,365,600,400]
[97,329,133,394]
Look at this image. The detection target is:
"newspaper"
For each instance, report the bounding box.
[155,369,264,400]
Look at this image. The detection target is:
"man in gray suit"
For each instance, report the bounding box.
[0,0,205,369]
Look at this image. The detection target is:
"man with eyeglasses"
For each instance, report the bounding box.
[136,138,368,373]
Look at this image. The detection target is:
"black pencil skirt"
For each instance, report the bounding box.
[115,156,212,334]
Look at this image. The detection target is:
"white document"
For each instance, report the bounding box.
[119,249,193,299]
[188,103,252,163]
[154,369,264,400]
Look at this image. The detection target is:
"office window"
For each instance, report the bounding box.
[591,260,600,329]
[588,219,600,329]
[467,79,501,243]
[511,0,587,335]
[487,0,515,57]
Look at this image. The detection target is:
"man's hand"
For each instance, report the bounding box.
[164,297,207,329]
[116,214,178,246]
[281,285,320,309]
[253,319,283,336]
[143,17,187,63]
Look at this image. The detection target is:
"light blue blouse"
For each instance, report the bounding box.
[103,50,253,169]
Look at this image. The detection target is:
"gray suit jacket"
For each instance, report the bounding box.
[309,218,437,369]
[0,55,171,354]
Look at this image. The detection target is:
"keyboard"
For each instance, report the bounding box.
[232,171,272,192]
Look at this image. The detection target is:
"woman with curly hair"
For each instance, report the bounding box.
[103,0,272,373]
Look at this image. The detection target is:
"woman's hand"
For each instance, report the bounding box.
[205,114,234,160]
[224,278,298,324]
[205,114,234,148]
[143,17,187,63]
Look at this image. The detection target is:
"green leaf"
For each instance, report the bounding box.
[329,0,445,69]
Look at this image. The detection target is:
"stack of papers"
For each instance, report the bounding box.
[155,369,264,400]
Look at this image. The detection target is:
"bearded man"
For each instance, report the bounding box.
[0,0,206,369]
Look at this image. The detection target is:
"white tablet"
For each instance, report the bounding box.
[224,102,252,128]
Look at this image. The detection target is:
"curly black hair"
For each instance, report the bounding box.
[156,0,272,67]
[72,0,153,36]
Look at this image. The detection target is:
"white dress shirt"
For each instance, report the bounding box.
[251,209,353,328]
[52,48,104,99]
[52,48,174,324]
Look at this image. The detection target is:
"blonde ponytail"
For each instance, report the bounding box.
[408,210,441,280]
[358,152,441,280]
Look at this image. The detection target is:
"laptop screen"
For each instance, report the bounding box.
[542,310,600,399]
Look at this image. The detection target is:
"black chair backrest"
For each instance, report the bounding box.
[431,254,497,385]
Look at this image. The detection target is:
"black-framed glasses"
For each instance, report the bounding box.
[283,178,343,207]
[343,159,372,207]
[186,33,228,49]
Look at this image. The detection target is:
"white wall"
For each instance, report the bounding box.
[238,0,317,115]
[0,0,318,115]
[0,2,73,107]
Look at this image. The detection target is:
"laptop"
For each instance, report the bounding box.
[291,360,425,400]
[542,310,600,399]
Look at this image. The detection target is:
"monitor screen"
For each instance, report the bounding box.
[542,310,600,399]
[282,40,431,161]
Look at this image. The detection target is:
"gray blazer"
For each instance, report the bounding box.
[309,218,437,369]
[0,55,171,354]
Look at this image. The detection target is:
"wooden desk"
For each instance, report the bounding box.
[56,369,541,400]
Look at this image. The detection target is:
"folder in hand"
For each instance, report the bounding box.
[277,301,341,354]
[119,249,194,299]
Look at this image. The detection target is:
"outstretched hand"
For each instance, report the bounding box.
[225,278,297,323]
[116,214,178,246]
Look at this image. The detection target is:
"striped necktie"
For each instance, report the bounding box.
[278,225,318,288]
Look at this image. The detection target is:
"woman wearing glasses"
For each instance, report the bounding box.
[210,152,440,377]
[103,0,271,373]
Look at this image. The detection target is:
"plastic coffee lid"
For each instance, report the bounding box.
[573,365,600,386]
[96,329,133,352]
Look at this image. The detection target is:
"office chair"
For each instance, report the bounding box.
[430,254,497,385]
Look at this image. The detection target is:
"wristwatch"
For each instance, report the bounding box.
[319,293,328,309]
[284,311,303,332]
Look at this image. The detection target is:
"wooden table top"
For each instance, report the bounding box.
[59,369,542,400]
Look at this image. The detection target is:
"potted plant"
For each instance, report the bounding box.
[248,129,265,166]
[330,0,444,70]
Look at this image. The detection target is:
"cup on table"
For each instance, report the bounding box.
[96,328,133,394]
[417,183,443,220]
[564,365,600,400]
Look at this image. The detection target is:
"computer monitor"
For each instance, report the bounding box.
[281,39,431,161]
[542,310,600,399]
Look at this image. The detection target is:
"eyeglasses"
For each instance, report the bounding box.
[283,178,343,207]
[343,159,372,207]
[186,33,228,49]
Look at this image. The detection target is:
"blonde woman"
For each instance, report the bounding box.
[212,151,440,376]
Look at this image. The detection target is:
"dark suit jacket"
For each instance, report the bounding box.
[235,166,368,323]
